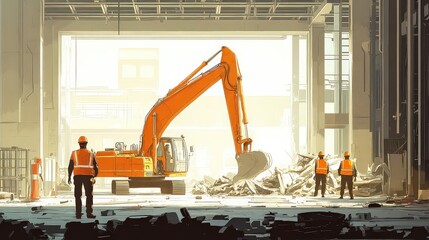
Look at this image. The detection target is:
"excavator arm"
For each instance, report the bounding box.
[141,46,271,183]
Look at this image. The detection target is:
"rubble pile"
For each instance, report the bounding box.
[192,175,276,196]
[192,154,384,197]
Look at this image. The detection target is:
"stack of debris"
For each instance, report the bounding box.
[192,175,275,196]
[3,208,426,239]
[192,153,384,197]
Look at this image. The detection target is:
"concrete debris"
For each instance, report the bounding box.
[57,181,71,191]
[368,202,383,208]
[64,221,99,239]
[407,226,429,239]
[262,214,275,226]
[192,153,385,197]
[101,210,116,216]
[0,209,426,239]
[213,214,229,220]
[356,212,372,220]
[385,197,429,205]
[0,218,50,240]
[180,208,205,224]
[193,177,276,196]
[0,192,14,199]
[31,206,43,213]
[225,217,267,235]
[225,217,251,232]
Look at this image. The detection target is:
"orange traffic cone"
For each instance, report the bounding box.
[31,158,42,201]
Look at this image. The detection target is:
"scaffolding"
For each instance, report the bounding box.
[0,147,30,199]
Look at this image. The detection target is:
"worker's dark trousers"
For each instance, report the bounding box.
[340,175,354,198]
[74,175,94,215]
[314,174,327,196]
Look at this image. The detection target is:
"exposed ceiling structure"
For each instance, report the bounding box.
[44,0,350,25]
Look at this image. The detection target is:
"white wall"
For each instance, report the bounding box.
[0,0,43,160]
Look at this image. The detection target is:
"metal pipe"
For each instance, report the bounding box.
[335,2,343,155]
[378,0,383,53]
[406,0,414,196]
[117,0,120,35]
[43,12,314,18]
[338,2,342,113]
[44,2,321,7]
[23,45,35,102]
[370,0,376,134]
[20,0,24,108]
[307,28,312,154]
[380,0,388,160]
[417,0,422,193]
[152,112,157,161]
[396,0,400,134]
[0,0,2,126]
[168,48,222,96]
[193,49,221,76]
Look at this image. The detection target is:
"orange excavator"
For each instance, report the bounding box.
[96,46,272,195]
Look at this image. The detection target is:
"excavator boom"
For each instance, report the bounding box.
[141,46,271,182]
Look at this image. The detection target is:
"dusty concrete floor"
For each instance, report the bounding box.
[1,189,428,239]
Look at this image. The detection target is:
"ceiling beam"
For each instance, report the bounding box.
[45,2,320,8]
[66,0,79,20]
[310,0,339,25]
[132,0,141,21]
[44,12,313,19]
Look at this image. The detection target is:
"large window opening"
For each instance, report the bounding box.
[60,36,308,183]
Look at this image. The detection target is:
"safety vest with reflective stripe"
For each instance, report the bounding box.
[316,159,328,175]
[340,159,353,176]
[71,149,95,176]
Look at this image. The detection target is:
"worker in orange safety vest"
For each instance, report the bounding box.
[68,136,98,219]
[338,151,357,199]
[314,151,329,197]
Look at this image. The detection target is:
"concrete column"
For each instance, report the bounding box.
[308,25,325,154]
[0,2,2,130]
[349,0,372,173]
[43,21,59,160]
[0,0,43,159]
[292,35,300,156]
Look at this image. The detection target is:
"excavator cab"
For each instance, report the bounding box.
[156,137,189,176]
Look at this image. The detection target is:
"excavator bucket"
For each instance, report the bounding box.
[233,151,272,184]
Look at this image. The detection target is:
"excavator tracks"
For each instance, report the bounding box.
[160,179,186,195]
[110,177,186,195]
[111,180,130,195]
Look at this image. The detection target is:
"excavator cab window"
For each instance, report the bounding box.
[156,141,169,175]
[170,138,188,172]
[156,137,189,173]
[164,143,173,163]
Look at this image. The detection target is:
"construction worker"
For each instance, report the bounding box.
[68,136,98,219]
[314,151,329,197]
[338,151,357,199]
